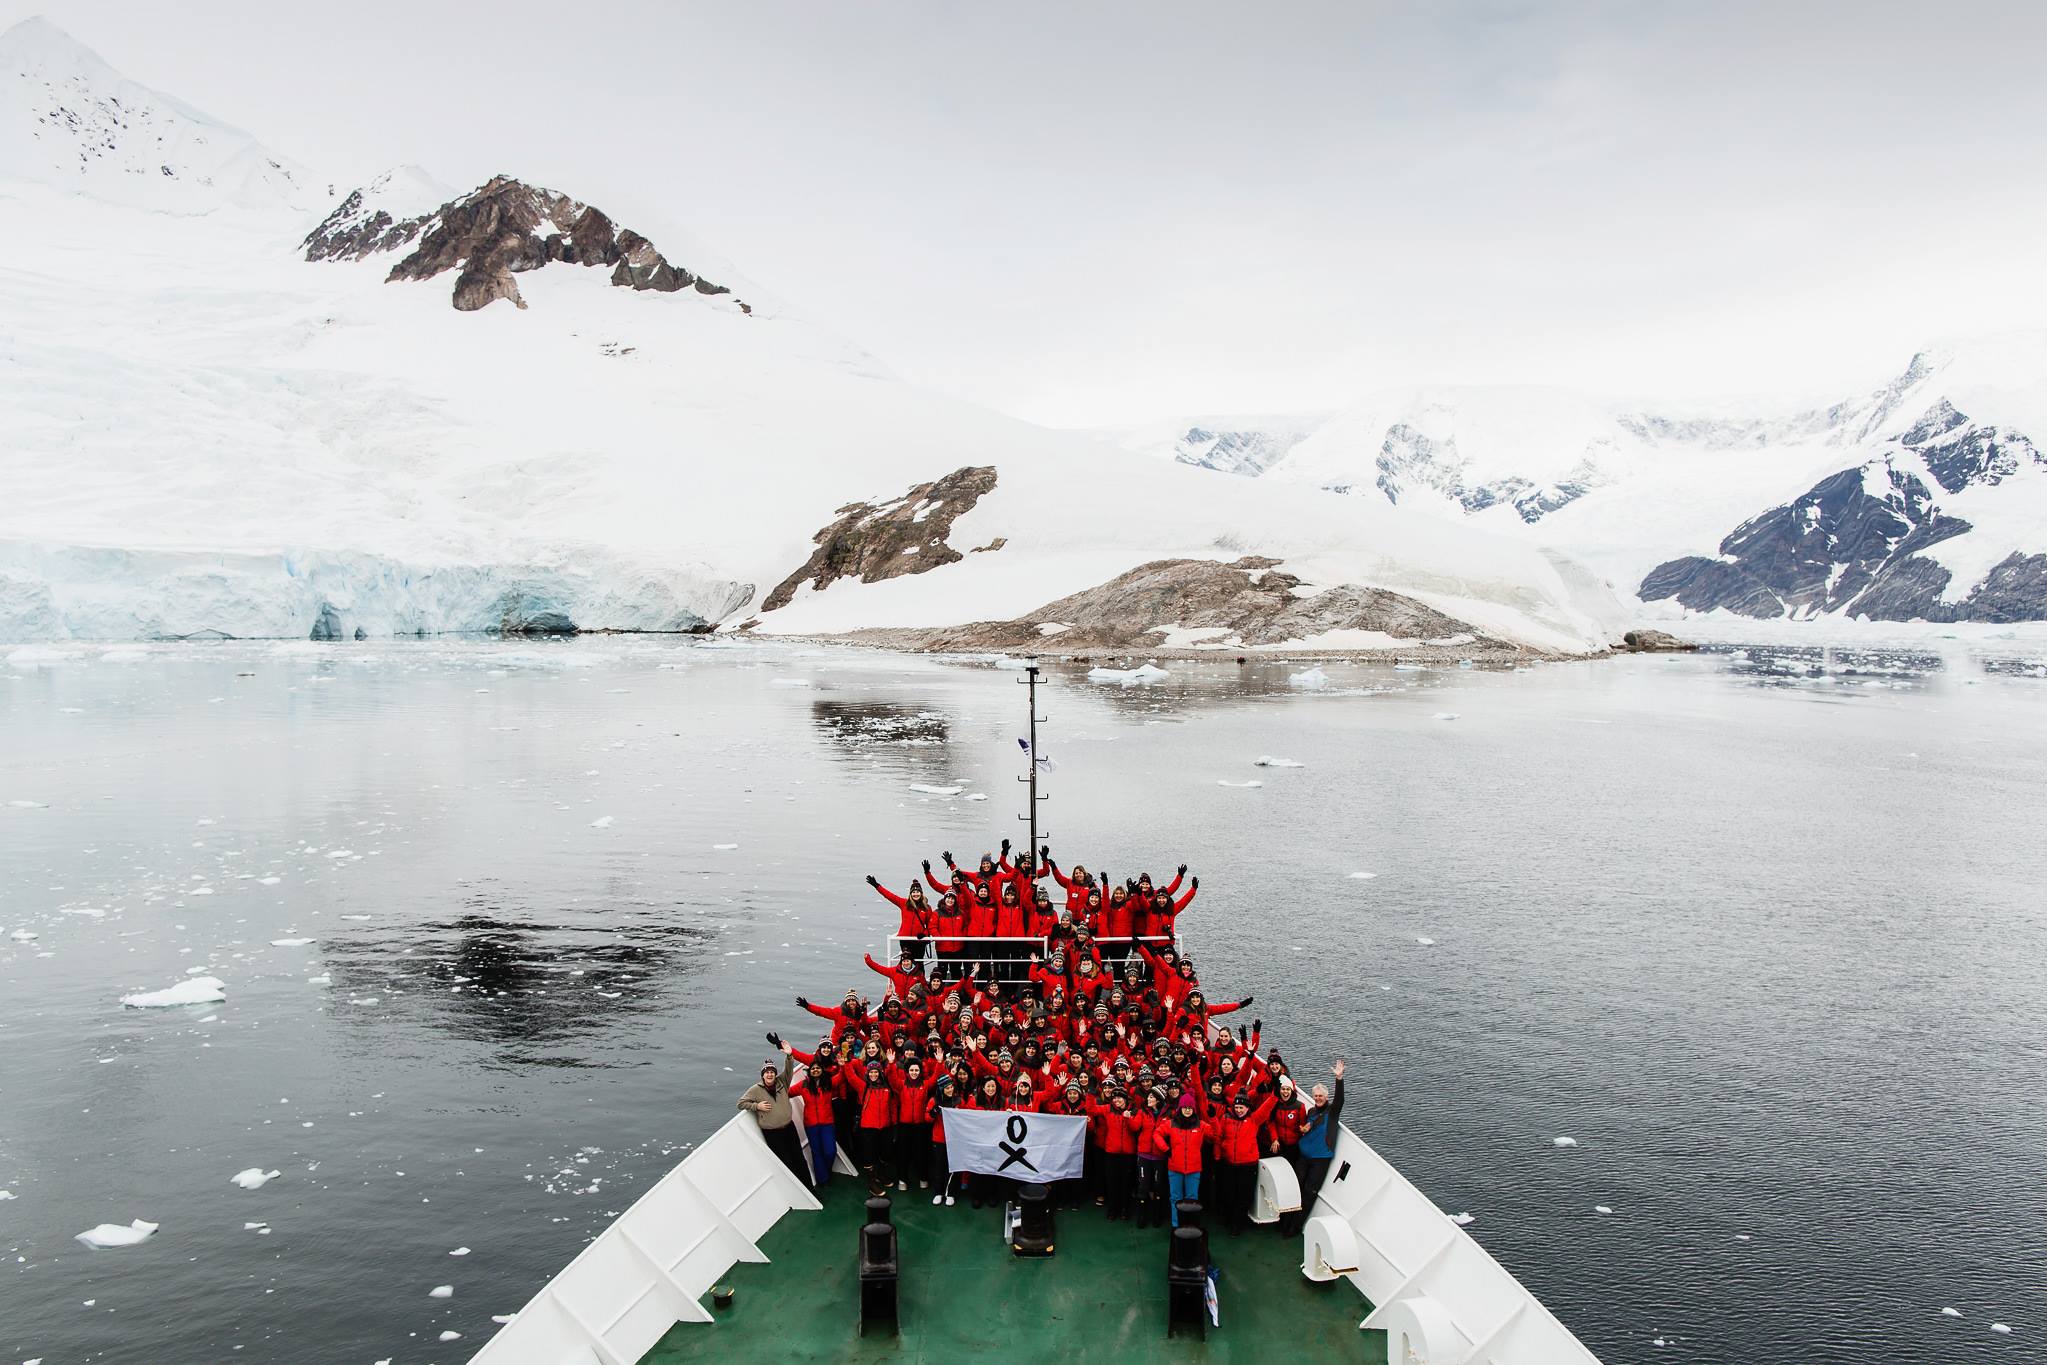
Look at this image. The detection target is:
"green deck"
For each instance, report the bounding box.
[646,1181,1387,1364]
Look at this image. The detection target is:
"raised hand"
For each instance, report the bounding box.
[1177,863,1187,876]
[766,1031,782,1048]
[795,995,809,1009]
[943,850,954,864]
[1001,838,1012,853]
[1252,1018,1262,1034]
[1039,844,1050,860]
[866,874,879,887]
[1332,1059,1346,1080]
[1239,995,1253,1008]
[1190,876,1199,890]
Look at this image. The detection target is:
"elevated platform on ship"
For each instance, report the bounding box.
[644,1179,1387,1364]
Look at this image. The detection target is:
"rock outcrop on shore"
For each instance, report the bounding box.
[844,554,1529,657]
[1620,629,1697,652]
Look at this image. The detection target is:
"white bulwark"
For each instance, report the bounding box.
[1303,1124,1604,1364]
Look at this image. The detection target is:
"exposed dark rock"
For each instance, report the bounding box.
[1342,423,1599,524]
[889,555,1509,655]
[305,174,749,314]
[762,466,999,612]
[309,602,343,640]
[1620,629,1697,652]
[353,626,368,641]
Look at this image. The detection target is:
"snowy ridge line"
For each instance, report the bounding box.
[0,539,752,642]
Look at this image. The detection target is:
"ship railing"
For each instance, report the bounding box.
[883,933,1180,987]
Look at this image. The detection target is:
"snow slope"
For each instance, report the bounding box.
[0,20,1624,653]
[0,15,321,214]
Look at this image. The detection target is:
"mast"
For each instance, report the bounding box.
[1018,661,1047,859]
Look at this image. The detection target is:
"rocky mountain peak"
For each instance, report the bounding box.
[303,172,750,314]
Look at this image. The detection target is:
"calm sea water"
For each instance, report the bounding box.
[2,638,2043,1365]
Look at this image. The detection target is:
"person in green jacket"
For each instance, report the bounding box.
[739,1046,806,1181]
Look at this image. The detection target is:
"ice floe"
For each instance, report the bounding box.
[1551,1136,1579,1147]
[1087,663,1169,686]
[438,1331,462,1342]
[1253,756,1305,767]
[75,1219,158,1248]
[908,784,963,796]
[1991,1323,2013,1334]
[1414,935,1436,946]
[450,1246,471,1256]
[269,937,315,947]
[231,1169,281,1190]
[1594,1205,1613,1215]
[1217,779,1263,789]
[1450,1212,1476,1226]
[1941,1307,1962,1318]
[712,842,739,851]
[1431,712,1460,721]
[429,1285,453,1298]
[1287,667,1330,689]
[589,815,615,828]
[1347,871,1377,880]
[0,1189,15,1200]
[121,976,225,1008]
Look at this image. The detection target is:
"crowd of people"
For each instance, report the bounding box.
[740,841,1346,1237]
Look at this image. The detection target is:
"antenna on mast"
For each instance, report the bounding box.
[1017,660,1048,860]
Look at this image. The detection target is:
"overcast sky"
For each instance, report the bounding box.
[11,0,2047,425]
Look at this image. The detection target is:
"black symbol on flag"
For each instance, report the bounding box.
[998,1114,1038,1173]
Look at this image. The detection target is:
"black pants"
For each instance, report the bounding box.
[1219,1159,1255,1234]
[1278,1146,1307,1234]
[1135,1159,1165,1227]
[896,1123,931,1187]
[762,1123,807,1183]
[859,1125,893,1190]
[1104,1152,1137,1221]
[1301,1155,1333,1212]
[835,1099,862,1165]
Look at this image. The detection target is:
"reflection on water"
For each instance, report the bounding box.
[2,637,2044,1365]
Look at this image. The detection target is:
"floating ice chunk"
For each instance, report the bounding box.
[1347,871,1377,880]
[1431,712,1460,721]
[908,784,963,796]
[1393,663,1424,672]
[1594,1205,1613,1215]
[306,974,331,985]
[712,843,739,851]
[1414,935,1436,946]
[438,1331,461,1342]
[269,938,315,947]
[1216,779,1263,789]
[450,1246,471,1256]
[1941,1307,1961,1318]
[1286,667,1329,689]
[0,1189,14,1200]
[963,793,988,802]
[1551,1136,1579,1147]
[1990,1323,2012,1334]
[9,799,50,809]
[429,1284,453,1298]
[1450,1212,1476,1226]
[1253,756,1304,767]
[10,929,38,941]
[244,1222,267,1230]
[231,1169,281,1190]
[75,1219,158,1248]
[491,1314,516,1324]
[257,877,282,886]
[589,816,615,829]
[1087,663,1169,687]
[121,976,225,1008]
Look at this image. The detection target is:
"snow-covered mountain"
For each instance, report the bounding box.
[1098,412,1331,477]
[1130,344,2047,625]
[0,15,320,214]
[0,17,1624,654]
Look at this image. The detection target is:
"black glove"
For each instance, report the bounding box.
[795,995,809,1009]
[1001,838,1011,853]
[1252,1018,1262,1034]
[1177,863,1187,876]
[866,874,879,887]
[1190,876,1199,890]
[1239,995,1253,1008]
[766,1031,782,1048]
[1039,844,1050,860]
[922,859,933,873]
[1237,1025,1248,1042]
[943,850,954,863]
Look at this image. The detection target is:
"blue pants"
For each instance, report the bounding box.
[1168,1169,1200,1224]
[808,1124,836,1185]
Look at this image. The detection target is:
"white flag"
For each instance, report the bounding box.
[943,1109,1086,1183]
